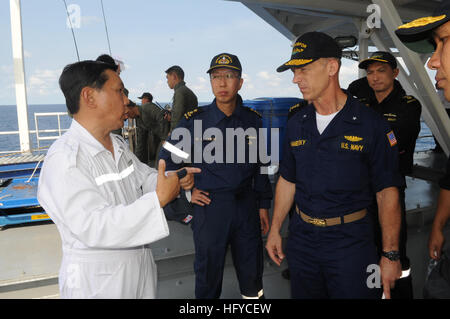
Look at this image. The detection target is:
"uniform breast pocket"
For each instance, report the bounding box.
[332,145,368,191]
[292,143,312,182]
[97,183,120,205]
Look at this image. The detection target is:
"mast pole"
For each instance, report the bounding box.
[10,0,31,154]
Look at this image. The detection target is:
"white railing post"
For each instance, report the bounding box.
[10,0,31,154]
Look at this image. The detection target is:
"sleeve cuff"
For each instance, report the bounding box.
[259,199,271,209]
[279,165,296,184]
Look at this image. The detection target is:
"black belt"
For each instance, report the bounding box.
[206,185,252,199]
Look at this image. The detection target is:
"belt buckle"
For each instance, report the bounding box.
[309,217,326,227]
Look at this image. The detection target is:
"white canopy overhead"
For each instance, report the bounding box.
[229,0,450,156]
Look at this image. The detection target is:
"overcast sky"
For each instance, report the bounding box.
[1,0,433,106]
[0,0,366,106]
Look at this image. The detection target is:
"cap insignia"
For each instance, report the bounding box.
[292,42,307,54]
[293,42,307,49]
[216,55,232,65]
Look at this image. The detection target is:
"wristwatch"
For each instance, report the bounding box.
[381,250,400,261]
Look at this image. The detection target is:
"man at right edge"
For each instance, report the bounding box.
[395,1,450,264]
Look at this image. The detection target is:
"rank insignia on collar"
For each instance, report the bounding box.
[184,108,202,120]
[403,95,418,103]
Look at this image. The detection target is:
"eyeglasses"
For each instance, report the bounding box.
[210,73,240,81]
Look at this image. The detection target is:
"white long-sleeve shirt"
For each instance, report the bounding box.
[37,119,169,298]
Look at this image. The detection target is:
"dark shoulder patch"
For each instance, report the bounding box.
[183,107,204,120]
[243,107,262,118]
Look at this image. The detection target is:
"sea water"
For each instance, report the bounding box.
[0,104,436,153]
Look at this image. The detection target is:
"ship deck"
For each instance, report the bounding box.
[0,151,448,299]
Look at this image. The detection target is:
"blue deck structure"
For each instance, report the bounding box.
[0,158,49,229]
[0,162,42,179]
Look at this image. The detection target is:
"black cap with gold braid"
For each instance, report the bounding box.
[277,32,342,72]
[395,1,450,53]
[207,53,242,75]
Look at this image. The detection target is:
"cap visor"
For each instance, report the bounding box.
[276,58,315,73]
[402,38,436,54]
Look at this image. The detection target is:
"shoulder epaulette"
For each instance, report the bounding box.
[358,97,370,107]
[183,108,204,120]
[288,100,308,120]
[402,95,418,103]
[243,107,262,118]
[289,103,300,113]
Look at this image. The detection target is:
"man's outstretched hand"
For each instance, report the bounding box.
[156,160,201,207]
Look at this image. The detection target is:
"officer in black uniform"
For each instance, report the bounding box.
[266,32,403,299]
[348,51,422,298]
[394,1,450,264]
[159,53,273,299]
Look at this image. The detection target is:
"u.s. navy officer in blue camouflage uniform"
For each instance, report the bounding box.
[266,32,403,299]
[159,53,272,299]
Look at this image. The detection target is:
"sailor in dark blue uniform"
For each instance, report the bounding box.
[395,0,450,268]
[266,32,404,299]
[159,53,272,299]
[348,51,422,299]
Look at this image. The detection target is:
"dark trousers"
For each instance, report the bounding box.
[286,212,381,299]
[191,190,264,299]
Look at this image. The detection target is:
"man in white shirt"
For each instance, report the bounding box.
[37,60,199,299]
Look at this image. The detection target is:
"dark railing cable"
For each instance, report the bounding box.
[100,0,112,56]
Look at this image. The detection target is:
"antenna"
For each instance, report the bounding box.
[100,0,112,56]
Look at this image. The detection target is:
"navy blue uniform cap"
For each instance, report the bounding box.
[395,1,450,53]
[359,51,398,70]
[277,32,342,72]
[207,53,242,74]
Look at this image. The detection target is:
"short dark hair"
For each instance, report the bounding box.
[59,60,117,115]
[96,54,118,72]
[165,65,184,80]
